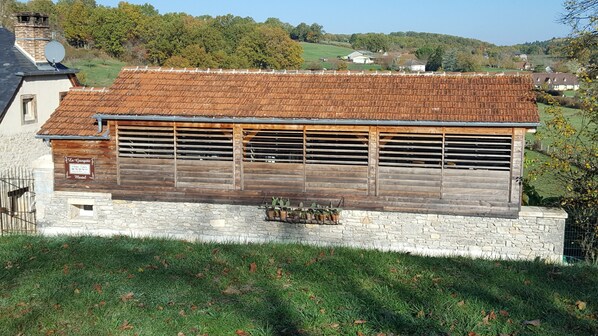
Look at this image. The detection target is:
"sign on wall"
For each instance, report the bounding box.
[65,157,95,180]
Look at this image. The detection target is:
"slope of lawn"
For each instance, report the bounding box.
[64,57,125,87]
[300,42,382,71]
[1,236,596,335]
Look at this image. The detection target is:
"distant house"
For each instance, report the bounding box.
[345,50,374,64]
[402,59,426,72]
[0,12,78,170]
[513,61,532,71]
[532,73,580,91]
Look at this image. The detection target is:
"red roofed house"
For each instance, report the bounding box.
[34,68,567,261]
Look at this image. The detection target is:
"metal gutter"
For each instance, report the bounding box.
[93,114,539,133]
[16,69,79,77]
[35,129,110,141]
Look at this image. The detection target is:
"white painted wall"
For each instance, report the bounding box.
[0,75,73,135]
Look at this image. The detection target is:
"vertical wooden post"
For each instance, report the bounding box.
[115,121,121,186]
[233,125,244,190]
[509,128,525,207]
[368,127,378,196]
[173,122,178,187]
[440,128,446,199]
[303,126,307,193]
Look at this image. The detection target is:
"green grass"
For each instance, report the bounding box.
[481,66,528,73]
[300,42,382,71]
[525,103,587,198]
[64,58,126,87]
[1,236,596,335]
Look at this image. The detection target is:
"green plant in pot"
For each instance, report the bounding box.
[330,208,341,223]
[278,198,290,221]
[267,197,279,220]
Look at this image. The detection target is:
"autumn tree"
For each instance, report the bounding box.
[237,25,303,69]
[56,0,94,48]
[534,0,597,262]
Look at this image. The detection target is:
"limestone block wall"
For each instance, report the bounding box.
[33,157,567,262]
[0,132,50,171]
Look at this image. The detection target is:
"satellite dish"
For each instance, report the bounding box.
[44,41,65,65]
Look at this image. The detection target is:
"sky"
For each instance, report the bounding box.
[95,0,572,46]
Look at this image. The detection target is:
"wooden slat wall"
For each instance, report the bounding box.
[119,157,175,187]
[177,160,234,189]
[378,167,442,198]
[51,123,528,217]
[305,164,368,195]
[243,162,304,192]
[441,169,510,201]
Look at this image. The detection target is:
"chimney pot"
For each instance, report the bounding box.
[14,12,51,64]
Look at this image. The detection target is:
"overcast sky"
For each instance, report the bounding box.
[95,0,572,45]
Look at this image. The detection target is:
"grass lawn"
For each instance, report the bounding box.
[1,236,596,335]
[65,58,126,87]
[300,42,382,71]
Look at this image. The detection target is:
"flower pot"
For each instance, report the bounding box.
[279,210,288,221]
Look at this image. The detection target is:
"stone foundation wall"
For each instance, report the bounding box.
[33,156,567,262]
[0,132,49,171]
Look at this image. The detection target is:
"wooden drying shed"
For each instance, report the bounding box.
[37,68,539,218]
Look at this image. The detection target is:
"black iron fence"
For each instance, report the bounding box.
[0,167,36,235]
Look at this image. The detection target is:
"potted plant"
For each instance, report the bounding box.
[330,208,341,223]
[266,197,279,220]
[278,198,290,221]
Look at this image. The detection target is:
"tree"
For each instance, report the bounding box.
[533,0,598,262]
[442,49,458,71]
[426,46,444,71]
[236,26,303,69]
[57,0,94,48]
[350,33,389,52]
[415,46,435,61]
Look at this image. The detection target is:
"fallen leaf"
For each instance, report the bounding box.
[119,320,133,330]
[73,288,80,294]
[468,332,477,336]
[93,284,103,294]
[63,265,69,275]
[235,330,248,336]
[329,323,339,329]
[499,310,509,317]
[178,309,186,317]
[357,332,364,336]
[482,315,490,325]
[354,319,367,325]
[457,300,465,306]
[249,262,257,273]
[120,292,134,302]
[276,268,283,279]
[523,279,531,285]
[177,333,185,336]
[576,300,587,310]
[523,319,541,327]
[62,243,69,249]
[489,310,497,320]
[416,310,425,318]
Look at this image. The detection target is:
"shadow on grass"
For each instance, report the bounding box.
[0,236,596,335]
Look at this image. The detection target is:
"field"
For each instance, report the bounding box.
[0,235,596,335]
[64,58,125,87]
[300,42,382,71]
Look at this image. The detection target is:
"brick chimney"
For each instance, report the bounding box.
[13,12,51,63]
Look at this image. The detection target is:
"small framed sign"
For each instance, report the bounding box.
[65,157,95,180]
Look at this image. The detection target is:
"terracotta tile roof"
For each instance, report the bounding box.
[37,88,107,137]
[39,68,539,137]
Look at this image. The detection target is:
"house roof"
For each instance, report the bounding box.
[38,68,539,138]
[38,88,107,138]
[531,72,579,86]
[0,28,77,119]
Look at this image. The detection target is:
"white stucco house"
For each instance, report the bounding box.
[0,12,78,170]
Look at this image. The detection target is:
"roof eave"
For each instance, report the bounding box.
[35,130,110,141]
[93,114,540,131]
[16,69,79,77]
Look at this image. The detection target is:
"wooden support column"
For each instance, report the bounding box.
[233,124,244,190]
[509,128,525,208]
[368,126,378,196]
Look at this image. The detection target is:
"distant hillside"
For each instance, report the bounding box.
[388,31,493,51]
